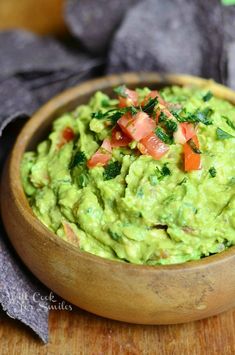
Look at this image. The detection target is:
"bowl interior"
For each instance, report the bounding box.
[10,72,235,269]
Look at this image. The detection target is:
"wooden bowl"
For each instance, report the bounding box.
[1,73,235,324]
[0,0,66,36]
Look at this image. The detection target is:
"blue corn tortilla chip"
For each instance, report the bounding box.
[22,60,103,105]
[0,77,38,136]
[107,0,223,81]
[0,30,93,77]
[222,4,235,43]
[0,109,49,343]
[0,48,103,341]
[227,42,235,89]
[0,228,49,343]
[221,4,235,86]
[20,57,103,90]
[108,0,203,76]
[64,0,140,54]
[32,70,94,105]
[196,0,224,82]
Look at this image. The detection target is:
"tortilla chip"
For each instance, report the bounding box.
[221,4,235,85]
[32,70,94,105]
[64,0,140,54]
[0,30,88,76]
[107,0,223,82]
[196,0,224,82]
[227,42,235,89]
[108,0,203,75]
[222,4,235,43]
[0,223,49,343]
[0,77,38,136]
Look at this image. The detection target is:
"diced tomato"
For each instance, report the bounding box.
[174,124,187,144]
[138,132,169,160]
[141,90,166,106]
[184,135,201,171]
[57,127,75,148]
[87,138,112,168]
[118,88,139,107]
[101,138,112,153]
[62,127,75,142]
[110,126,132,147]
[87,152,111,168]
[181,123,196,141]
[117,112,156,141]
[174,123,196,144]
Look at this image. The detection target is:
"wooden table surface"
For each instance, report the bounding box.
[1,306,234,354]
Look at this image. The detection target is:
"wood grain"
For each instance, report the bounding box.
[0,0,67,35]
[0,308,235,354]
[2,73,235,326]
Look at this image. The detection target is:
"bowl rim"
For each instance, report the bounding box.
[8,72,235,272]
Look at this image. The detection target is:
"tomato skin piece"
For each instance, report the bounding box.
[87,138,112,168]
[184,135,201,171]
[181,123,196,141]
[110,126,132,147]
[174,124,187,144]
[118,88,139,107]
[174,123,196,144]
[141,90,166,106]
[87,152,111,168]
[101,138,112,153]
[62,127,75,142]
[138,132,169,160]
[118,112,156,141]
[57,127,75,148]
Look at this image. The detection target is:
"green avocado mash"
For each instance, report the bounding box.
[21,85,235,265]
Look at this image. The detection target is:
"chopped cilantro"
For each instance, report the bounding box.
[142,97,158,116]
[158,112,178,133]
[92,106,138,125]
[161,164,171,176]
[108,229,122,242]
[195,108,214,125]
[187,139,202,154]
[113,85,127,97]
[159,111,167,122]
[156,163,171,181]
[165,119,178,133]
[172,107,213,125]
[103,161,121,180]
[155,127,173,144]
[177,177,187,185]
[216,127,235,140]
[223,116,235,131]
[101,98,110,107]
[70,151,86,169]
[91,109,122,123]
[209,167,217,178]
[203,91,213,102]
[128,106,138,115]
[77,173,88,188]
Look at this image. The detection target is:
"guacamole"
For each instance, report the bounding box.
[21,85,235,265]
